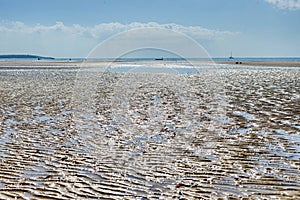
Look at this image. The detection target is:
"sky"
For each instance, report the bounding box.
[0,0,300,58]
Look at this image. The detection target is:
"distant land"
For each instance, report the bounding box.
[0,54,54,60]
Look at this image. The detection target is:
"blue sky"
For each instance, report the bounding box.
[0,0,300,58]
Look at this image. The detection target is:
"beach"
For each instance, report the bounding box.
[0,60,299,199]
[217,60,300,67]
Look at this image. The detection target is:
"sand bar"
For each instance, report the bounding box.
[216,60,300,67]
[1,59,300,69]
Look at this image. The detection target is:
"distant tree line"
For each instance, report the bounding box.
[0,54,54,60]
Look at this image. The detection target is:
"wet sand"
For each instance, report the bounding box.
[0,61,300,199]
[1,59,300,68]
[217,60,300,67]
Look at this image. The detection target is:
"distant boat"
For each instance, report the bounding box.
[229,52,234,59]
[155,57,163,61]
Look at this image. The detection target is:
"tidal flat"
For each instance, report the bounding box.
[0,61,299,199]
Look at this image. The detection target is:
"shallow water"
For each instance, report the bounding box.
[0,64,299,199]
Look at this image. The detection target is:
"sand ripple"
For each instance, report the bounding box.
[0,67,300,199]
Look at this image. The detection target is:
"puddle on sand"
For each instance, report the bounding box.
[234,111,255,121]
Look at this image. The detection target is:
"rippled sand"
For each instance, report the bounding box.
[0,63,299,199]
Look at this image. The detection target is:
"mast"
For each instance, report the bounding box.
[229,51,233,59]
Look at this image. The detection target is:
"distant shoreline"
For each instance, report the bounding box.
[0,54,54,60]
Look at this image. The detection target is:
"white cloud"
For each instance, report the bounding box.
[0,20,237,40]
[0,20,238,57]
[264,0,300,10]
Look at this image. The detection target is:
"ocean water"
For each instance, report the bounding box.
[2,56,300,62]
